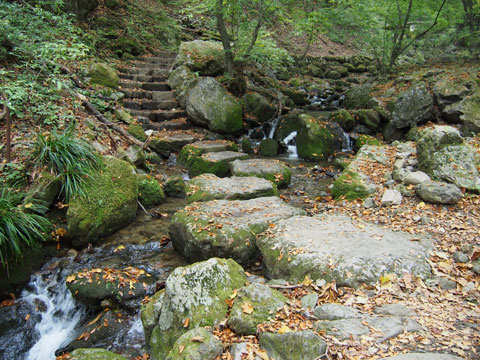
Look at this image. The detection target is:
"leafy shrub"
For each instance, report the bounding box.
[33,124,101,202]
[0,189,51,267]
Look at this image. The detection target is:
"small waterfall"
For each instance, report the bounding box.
[24,270,86,360]
[267,116,281,139]
[283,131,298,159]
[341,129,353,152]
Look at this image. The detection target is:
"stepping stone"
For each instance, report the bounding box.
[142,118,192,132]
[187,151,249,178]
[149,132,201,157]
[129,109,186,122]
[178,140,238,165]
[259,331,327,360]
[229,158,292,188]
[381,354,464,360]
[186,174,278,203]
[257,214,432,288]
[315,318,370,339]
[169,196,305,265]
[123,100,177,110]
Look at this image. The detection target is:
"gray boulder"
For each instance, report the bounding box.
[381,353,464,360]
[245,92,277,125]
[391,85,434,129]
[186,174,278,203]
[314,304,360,321]
[68,348,126,360]
[257,214,432,287]
[404,171,430,185]
[165,328,223,360]
[186,77,243,134]
[229,158,292,188]
[315,318,369,339]
[142,258,247,360]
[149,132,198,158]
[169,197,305,265]
[259,331,327,360]
[174,40,225,76]
[415,181,463,205]
[167,65,199,108]
[227,283,287,335]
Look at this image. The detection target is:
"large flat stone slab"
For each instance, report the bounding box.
[188,151,249,177]
[257,214,432,288]
[169,197,305,265]
[186,174,278,203]
[229,158,291,188]
[149,132,200,157]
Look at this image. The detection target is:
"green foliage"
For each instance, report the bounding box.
[0,1,91,125]
[0,163,29,188]
[0,189,51,266]
[33,125,101,202]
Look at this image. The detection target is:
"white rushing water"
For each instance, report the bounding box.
[283,131,298,159]
[267,116,281,139]
[24,271,86,360]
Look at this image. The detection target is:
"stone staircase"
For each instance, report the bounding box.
[118,51,191,131]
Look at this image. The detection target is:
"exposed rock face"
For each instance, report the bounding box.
[259,331,327,360]
[186,77,243,134]
[169,197,305,265]
[174,40,225,76]
[186,174,278,203]
[257,214,432,287]
[88,63,119,89]
[167,65,198,108]
[227,284,287,335]
[415,181,463,205]
[296,114,345,160]
[141,258,247,360]
[229,158,292,188]
[391,85,434,129]
[416,126,480,191]
[67,157,138,246]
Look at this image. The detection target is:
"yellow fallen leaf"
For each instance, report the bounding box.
[242,303,254,314]
[66,275,76,283]
[178,345,185,354]
[114,245,126,253]
[256,349,270,360]
[24,203,33,209]
[302,275,313,287]
[183,317,190,328]
[277,325,292,334]
[190,336,204,343]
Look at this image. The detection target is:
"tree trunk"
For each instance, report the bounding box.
[216,0,235,76]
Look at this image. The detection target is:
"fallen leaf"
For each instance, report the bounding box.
[66,275,76,283]
[277,325,292,334]
[242,303,254,314]
[183,317,190,328]
[190,336,204,342]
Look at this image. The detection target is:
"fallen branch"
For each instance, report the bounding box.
[0,93,11,162]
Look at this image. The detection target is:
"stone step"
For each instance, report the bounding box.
[142,118,193,131]
[130,109,186,122]
[120,81,170,91]
[120,90,175,101]
[118,74,167,82]
[132,62,173,69]
[137,56,177,63]
[117,68,169,76]
[123,100,178,111]
[152,50,177,57]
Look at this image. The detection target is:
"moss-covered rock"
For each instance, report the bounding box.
[273,110,305,141]
[88,63,119,89]
[343,84,372,109]
[67,157,138,246]
[164,175,187,198]
[174,40,225,76]
[230,159,292,188]
[187,151,249,178]
[458,91,480,134]
[110,37,145,57]
[296,114,345,160]
[149,133,197,158]
[144,258,247,360]
[68,348,127,360]
[245,92,277,125]
[186,77,243,134]
[170,197,304,265]
[23,172,60,209]
[127,123,147,142]
[353,109,381,132]
[178,140,238,167]
[66,267,155,309]
[113,108,133,124]
[186,174,278,203]
[259,331,327,360]
[391,85,434,129]
[167,65,199,108]
[227,284,287,335]
[165,328,223,360]
[137,174,165,207]
[354,135,382,151]
[279,87,309,106]
[259,138,279,157]
[330,109,355,132]
[241,138,254,154]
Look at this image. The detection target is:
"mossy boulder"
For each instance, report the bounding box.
[279,87,309,106]
[433,76,476,109]
[296,114,345,160]
[68,348,127,360]
[66,267,155,309]
[167,65,199,108]
[259,331,327,360]
[169,197,304,265]
[110,37,145,57]
[458,91,480,134]
[165,328,223,360]
[241,138,254,154]
[391,85,434,129]
[149,133,197,158]
[330,109,355,132]
[354,135,382,151]
[113,109,133,124]
[245,92,277,125]
[127,123,147,142]
[273,110,304,141]
[137,175,165,208]
[186,77,243,134]
[23,172,60,209]
[187,151,249,178]
[260,138,279,157]
[227,284,287,335]
[88,63,119,89]
[142,258,247,360]
[186,174,278,203]
[332,145,387,200]
[353,109,381,132]
[164,175,187,198]
[229,159,292,188]
[343,84,372,109]
[67,157,138,246]
[178,140,238,167]
[174,40,225,76]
